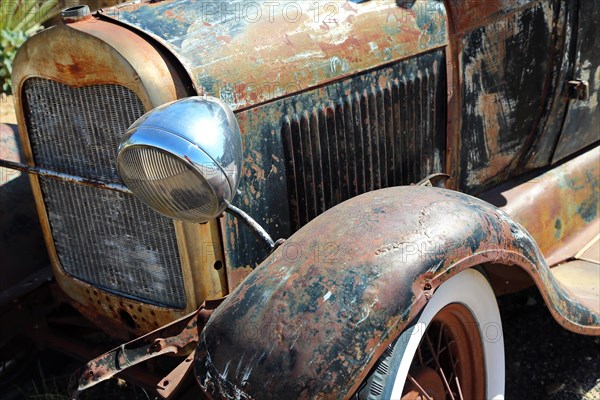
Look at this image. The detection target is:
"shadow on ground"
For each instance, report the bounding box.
[501,286,600,400]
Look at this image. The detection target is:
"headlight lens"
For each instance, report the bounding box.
[117,96,242,223]
[118,146,218,220]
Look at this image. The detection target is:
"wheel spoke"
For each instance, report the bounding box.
[425,332,456,400]
[417,344,424,366]
[444,329,459,382]
[437,322,444,357]
[407,374,434,400]
[380,272,496,400]
[455,376,465,400]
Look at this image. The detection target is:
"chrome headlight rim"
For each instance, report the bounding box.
[116,96,243,223]
[117,128,233,221]
[118,126,233,196]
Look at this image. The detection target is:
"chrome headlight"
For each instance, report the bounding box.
[117,96,242,223]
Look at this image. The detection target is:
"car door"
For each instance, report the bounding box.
[552,0,600,162]
[455,0,563,193]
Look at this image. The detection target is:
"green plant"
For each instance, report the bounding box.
[1,0,57,94]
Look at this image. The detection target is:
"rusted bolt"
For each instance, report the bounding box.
[423,282,432,291]
[150,340,163,353]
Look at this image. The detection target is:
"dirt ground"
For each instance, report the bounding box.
[501,287,599,400]
[2,285,598,400]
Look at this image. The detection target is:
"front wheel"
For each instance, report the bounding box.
[359,269,504,400]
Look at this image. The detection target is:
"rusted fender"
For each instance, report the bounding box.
[194,186,599,399]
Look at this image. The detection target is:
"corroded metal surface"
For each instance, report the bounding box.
[446,0,534,33]
[482,146,599,267]
[552,1,600,162]
[73,299,222,396]
[220,50,447,288]
[194,186,599,399]
[0,159,132,194]
[225,204,276,250]
[74,312,200,393]
[551,260,599,314]
[524,1,575,170]
[156,350,197,399]
[101,0,448,110]
[455,0,560,193]
[11,20,218,337]
[8,1,598,395]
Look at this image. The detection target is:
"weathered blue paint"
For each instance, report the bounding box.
[101,0,448,110]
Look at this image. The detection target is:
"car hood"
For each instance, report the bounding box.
[101,0,447,110]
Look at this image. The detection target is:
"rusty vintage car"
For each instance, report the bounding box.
[1,0,598,398]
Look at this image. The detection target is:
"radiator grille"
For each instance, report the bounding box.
[24,78,145,183]
[282,60,446,231]
[23,78,186,308]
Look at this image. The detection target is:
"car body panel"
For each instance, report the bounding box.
[3,0,599,397]
[101,0,448,110]
[221,49,448,288]
[454,0,560,192]
[482,146,599,267]
[11,22,227,338]
[553,1,600,162]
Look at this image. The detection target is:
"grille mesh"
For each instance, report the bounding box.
[24,78,146,182]
[23,78,186,308]
[40,178,186,308]
[282,56,446,231]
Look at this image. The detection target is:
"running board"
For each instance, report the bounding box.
[481,146,599,267]
[552,260,599,315]
[481,146,599,333]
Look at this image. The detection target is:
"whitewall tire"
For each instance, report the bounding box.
[359,268,504,400]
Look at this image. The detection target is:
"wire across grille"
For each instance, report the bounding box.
[23,78,186,308]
